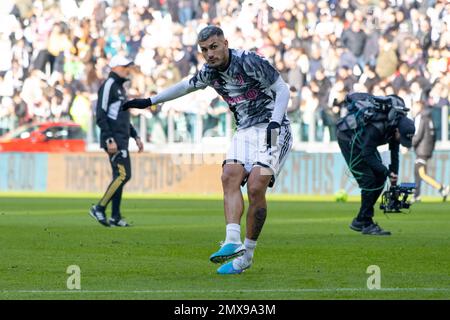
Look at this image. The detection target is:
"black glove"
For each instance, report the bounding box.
[122,98,152,110]
[266,121,281,147]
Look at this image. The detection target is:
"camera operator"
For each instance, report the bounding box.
[337,94,415,235]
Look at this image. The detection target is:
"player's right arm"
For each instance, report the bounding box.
[121,80,195,110]
[151,79,200,104]
[122,68,210,110]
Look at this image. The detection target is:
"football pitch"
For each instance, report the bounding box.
[0,194,449,300]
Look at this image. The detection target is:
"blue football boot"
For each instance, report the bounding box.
[217,257,252,275]
[209,242,245,264]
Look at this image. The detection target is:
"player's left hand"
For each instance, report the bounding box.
[135,137,144,153]
[266,121,281,148]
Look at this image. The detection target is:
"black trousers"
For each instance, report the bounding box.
[338,137,386,223]
[98,150,132,220]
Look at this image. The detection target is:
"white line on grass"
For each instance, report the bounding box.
[2,288,449,294]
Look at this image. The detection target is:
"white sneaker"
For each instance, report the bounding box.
[109,218,131,227]
[441,185,449,202]
[89,205,109,227]
[232,256,252,270]
[216,256,252,275]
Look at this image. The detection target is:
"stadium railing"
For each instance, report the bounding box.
[84,105,449,153]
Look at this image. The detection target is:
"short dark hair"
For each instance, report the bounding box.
[197,25,224,42]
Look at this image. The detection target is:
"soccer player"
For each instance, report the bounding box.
[89,55,144,227]
[122,26,292,274]
[412,101,449,202]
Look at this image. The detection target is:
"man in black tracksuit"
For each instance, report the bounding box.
[337,93,415,235]
[89,55,143,227]
[412,101,449,202]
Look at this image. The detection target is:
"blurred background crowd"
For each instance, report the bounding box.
[0,0,449,145]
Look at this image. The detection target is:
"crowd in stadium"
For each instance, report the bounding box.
[0,0,449,144]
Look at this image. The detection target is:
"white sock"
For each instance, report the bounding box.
[225,223,241,244]
[243,238,257,261]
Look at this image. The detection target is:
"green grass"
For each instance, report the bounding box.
[0,195,449,300]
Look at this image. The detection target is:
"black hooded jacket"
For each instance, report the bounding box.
[96,72,138,150]
[358,124,399,177]
[338,123,399,178]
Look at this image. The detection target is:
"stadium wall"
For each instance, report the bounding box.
[271,150,450,196]
[1,151,449,195]
[0,153,48,191]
